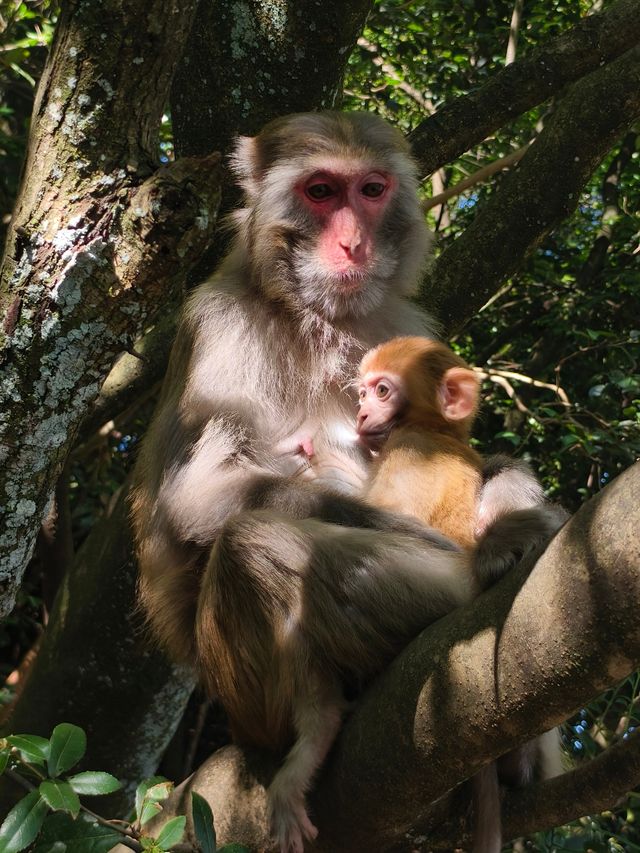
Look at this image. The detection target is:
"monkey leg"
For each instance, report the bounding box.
[195,509,475,847]
[268,674,346,853]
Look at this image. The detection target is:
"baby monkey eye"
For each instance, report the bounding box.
[361,182,386,198]
[375,382,389,399]
[306,183,335,201]
[358,388,367,401]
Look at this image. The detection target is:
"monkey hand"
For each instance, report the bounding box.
[244,475,462,550]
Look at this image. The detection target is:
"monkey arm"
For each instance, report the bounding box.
[242,473,461,545]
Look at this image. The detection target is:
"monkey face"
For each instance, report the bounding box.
[230,112,432,322]
[356,372,405,449]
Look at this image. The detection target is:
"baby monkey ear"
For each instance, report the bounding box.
[440,367,480,421]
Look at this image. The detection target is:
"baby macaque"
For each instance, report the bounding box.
[357,335,483,549]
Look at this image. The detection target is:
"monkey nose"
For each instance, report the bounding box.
[339,232,364,260]
[356,412,368,432]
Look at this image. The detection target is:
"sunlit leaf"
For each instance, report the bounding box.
[7,735,50,766]
[39,780,81,818]
[67,771,122,796]
[156,816,186,849]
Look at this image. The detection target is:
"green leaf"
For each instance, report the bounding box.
[136,776,169,820]
[7,735,50,766]
[138,780,174,826]
[156,816,186,849]
[47,724,86,777]
[560,434,580,448]
[67,771,122,796]
[140,801,163,826]
[33,812,123,853]
[144,782,174,804]
[0,749,9,775]
[0,790,48,853]
[192,792,216,853]
[39,780,81,818]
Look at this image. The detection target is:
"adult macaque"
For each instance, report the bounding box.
[357,336,565,852]
[132,112,564,852]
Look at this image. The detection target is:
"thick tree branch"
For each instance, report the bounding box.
[408,0,640,177]
[420,44,640,334]
[75,306,178,443]
[0,1,222,614]
[127,462,640,851]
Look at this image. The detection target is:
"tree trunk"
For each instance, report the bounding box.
[0,0,221,615]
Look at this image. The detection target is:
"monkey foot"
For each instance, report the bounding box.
[271,794,318,853]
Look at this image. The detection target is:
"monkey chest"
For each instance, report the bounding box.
[367,446,482,548]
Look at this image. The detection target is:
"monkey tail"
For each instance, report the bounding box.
[472,762,502,853]
[474,504,568,590]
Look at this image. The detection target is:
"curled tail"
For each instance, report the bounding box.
[472,763,502,853]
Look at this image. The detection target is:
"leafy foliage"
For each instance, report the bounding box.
[0,725,236,852]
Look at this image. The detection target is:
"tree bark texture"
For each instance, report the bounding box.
[131,462,640,852]
[422,44,640,334]
[172,0,374,158]
[408,0,640,177]
[0,0,222,615]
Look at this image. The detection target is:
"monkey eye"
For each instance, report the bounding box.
[375,382,390,399]
[358,388,367,402]
[361,182,386,199]
[306,182,336,201]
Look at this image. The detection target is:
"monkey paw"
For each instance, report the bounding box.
[270,790,318,853]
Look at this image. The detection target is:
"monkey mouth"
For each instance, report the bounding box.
[357,427,392,452]
[334,268,366,285]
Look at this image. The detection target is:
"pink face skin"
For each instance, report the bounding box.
[297,169,395,281]
[356,373,404,450]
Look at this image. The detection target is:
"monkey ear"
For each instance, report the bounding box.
[440,367,480,421]
[229,136,261,198]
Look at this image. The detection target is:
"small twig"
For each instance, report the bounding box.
[125,346,147,362]
[357,36,435,113]
[505,0,525,65]
[5,766,36,793]
[422,143,531,210]
[556,337,638,372]
[475,366,571,407]
[184,697,211,777]
[479,372,538,419]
